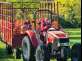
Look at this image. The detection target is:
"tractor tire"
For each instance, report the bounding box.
[56,58,67,61]
[71,43,81,61]
[22,36,35,61]
[14,48,21,59]
[35,44,50,61]
[6,44,12,54]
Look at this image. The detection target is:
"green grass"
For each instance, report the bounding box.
[0,28,81,61]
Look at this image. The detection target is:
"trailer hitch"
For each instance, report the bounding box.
[65,30,71,36]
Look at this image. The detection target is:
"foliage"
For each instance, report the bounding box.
[54,0,81,28]
[0,0,81,28]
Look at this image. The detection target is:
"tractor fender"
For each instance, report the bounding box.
[25,30,38,47]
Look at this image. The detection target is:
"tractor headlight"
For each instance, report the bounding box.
[57,42,70,47]
[57,42,60,46]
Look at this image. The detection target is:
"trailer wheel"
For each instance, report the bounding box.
[35,44,50,61]
[71,43,81,61]
[14,48,21,59]
[22,36,35,61]
[6,45,12,54]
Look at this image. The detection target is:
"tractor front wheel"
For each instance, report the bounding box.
[71,43,81,61]
[35,44,50,61]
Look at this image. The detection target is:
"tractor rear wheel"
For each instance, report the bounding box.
[6,44,12,54]
[71,43,81,61]
[35,44,50,61]
[22,36,35,61]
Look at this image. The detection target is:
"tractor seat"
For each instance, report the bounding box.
[48,28,56,31]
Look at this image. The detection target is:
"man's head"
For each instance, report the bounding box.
[13,20,15,24]
[39,18,42,22]
[37,22,41,25]
[23,22,28,26]
[17,21,20,25]
[45,17,48,23]
[26,20,30,24]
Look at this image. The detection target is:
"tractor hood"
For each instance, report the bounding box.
[48,31,68,38]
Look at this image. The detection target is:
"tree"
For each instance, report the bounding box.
[54,0,81,28]
[0,0,81,28]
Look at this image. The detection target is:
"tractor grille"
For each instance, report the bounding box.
[51,38,69,50]
[59,38,69,43]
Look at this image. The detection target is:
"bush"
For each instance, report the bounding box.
[59,15,81,28]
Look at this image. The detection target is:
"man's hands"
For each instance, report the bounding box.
[44,26,48,29]
[52,25,54,28]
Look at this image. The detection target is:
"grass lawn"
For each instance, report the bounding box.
[0,28,81,61]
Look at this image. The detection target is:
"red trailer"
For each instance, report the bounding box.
[0,1,59,59]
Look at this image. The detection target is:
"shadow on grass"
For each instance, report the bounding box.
[50,58,71,61]
[70,41,81,46]
[0,32,14,59]
[51,58,55,60]
[69,37,81,39]
[64,29,81,31]
[0,46,14,59]
[69,32,81,35]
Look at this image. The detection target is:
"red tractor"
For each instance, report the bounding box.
[22,10,81,61]
[0,2,81,61]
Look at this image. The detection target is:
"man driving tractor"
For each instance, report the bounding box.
[40,17,52,44]
[41,18,52,33]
